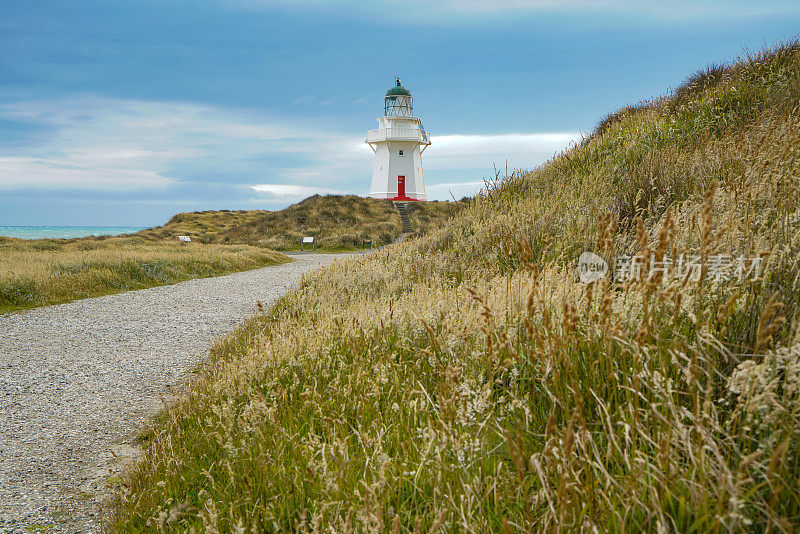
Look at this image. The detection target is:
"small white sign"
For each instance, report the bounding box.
[302,236,315,243]
[177,235,191,243]
[578,252,608,283]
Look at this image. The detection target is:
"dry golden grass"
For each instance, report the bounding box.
[139,195,465,251]
[111,41,800,531]
[0,235,287,313]
[136,210,268,242]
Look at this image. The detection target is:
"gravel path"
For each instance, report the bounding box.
[0,253,344,533]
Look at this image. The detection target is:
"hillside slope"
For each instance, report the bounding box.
[135,209,267,242]
[113,42,800,531]
[138,195,465,251]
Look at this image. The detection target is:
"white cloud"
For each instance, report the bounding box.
[0,97,330,191]
[425,180,486,200]
[427,180,486,188]
[251,183,346,199]
[0,157,171,190]
[0,96,579,205]
[424,132,581,170]
[224,0,597,12]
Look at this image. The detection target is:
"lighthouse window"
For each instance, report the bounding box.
[398,150,404,156]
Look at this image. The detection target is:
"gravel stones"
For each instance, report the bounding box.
[0,253,342,532]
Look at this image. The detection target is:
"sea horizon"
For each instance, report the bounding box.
[0,225,149,240]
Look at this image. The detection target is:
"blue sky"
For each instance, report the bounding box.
[1,1,798,226]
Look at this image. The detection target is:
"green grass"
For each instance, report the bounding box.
[110,40,800,531]
[26,524,54,533]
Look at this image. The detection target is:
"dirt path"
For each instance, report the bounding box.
[0,254,343,533]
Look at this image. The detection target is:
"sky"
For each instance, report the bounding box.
[0,1,798,226]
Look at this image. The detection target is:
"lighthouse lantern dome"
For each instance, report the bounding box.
[384,78,413,117]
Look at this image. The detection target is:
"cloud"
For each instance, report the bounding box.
[0,156,171,190]
[0,96,578,206]
[427,180,486,188]
[251,183,346,200]
[0,96,337,192]
[425,180,486,200]
[424,132,581,170]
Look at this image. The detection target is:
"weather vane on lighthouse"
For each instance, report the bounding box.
[366,77,430,201]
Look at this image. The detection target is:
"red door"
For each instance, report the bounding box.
[397,175,405,198]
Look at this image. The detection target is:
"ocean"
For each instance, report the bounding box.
[0,226,149,240]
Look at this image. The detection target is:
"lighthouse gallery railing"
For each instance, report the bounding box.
[366,128,431,144]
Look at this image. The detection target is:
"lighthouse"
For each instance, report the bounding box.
[366,78,430,201]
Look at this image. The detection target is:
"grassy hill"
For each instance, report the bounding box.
[112,41,800,531]
[138,195,466,251]
[135,209,268,243]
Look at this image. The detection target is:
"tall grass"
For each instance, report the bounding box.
[0,236,287,313]
[111,41,800,531]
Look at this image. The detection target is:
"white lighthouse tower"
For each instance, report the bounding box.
[366,78,430,201]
